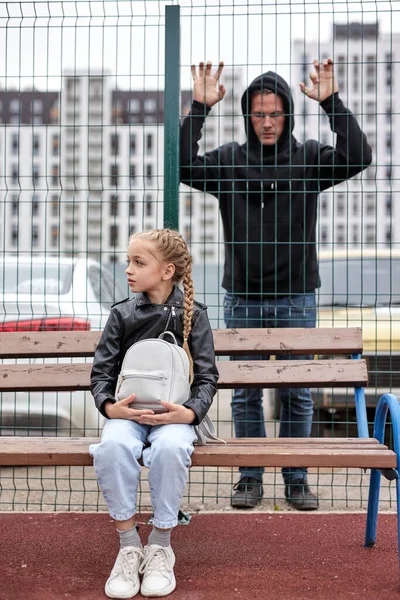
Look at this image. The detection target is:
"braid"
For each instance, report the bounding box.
[131,228,194,382]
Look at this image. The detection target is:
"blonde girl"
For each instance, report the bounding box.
[90,229,218,598]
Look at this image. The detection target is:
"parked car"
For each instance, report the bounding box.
[0,255,125,436]
[314,248,400,429]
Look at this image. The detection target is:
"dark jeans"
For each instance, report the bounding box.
[224,292,317,485]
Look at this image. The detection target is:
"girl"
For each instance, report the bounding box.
[90,229,219,599]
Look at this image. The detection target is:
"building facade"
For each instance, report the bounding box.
[0,67,245,265]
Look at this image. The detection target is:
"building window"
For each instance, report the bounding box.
[11,133,19,155]
[51,225,59,248]
[109,225,118,246]
[353,55,359,92]
[185,195,192,217]
[337,55,345,88]
[11,194,19,216]
[320,225,328,246]
[32,195,40,217]
[11,165,19,185]
[184,225,191,243]
[365,224,375,244]
[336,194,345,216]
[52,134,59,156]
[111,133,119,156]
[366,54,376,92]
[386,134,393,153]
[130,134,136,155]
[52,164,59,186]
[144,98,157,112]
[51,195,59,217]
[353,195,359,216]
[366,101,375,124]
[146,133,153,154]
[145,195,152,216]
[386,193,392,217]
[129,194,136,216]
[386,165,392,181]
[11,224,18,247]
[32,164,40,185]
[110,164,119,187]
[145,164,153,182]
[10,98,20,113]
[129,98,140,113]
[336,223,345,244]
[110,194,119,217]
[365,193,375,216]
[386,226,392,245]
[129,164,136,184]
[31,99,43,114]
[33,134,40,156]
[386,53,393,88]
[31,224,39,247]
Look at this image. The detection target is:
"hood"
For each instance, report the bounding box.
[241,71,295,160]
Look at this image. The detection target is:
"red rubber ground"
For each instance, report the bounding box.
[1,512,399,600]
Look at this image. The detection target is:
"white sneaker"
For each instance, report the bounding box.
[105,546,144,599]
[139,544,176,597]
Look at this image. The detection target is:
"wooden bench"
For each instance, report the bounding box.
[0,327,399,555]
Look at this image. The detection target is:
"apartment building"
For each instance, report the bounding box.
[292,22,398,248]
[0,67,244,265]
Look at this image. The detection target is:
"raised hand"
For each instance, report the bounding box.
[299,58,338,103]
[191,61,226,107]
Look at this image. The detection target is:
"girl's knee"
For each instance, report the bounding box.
[93,429,143,462]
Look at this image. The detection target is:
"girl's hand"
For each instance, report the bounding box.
[104,394,155,421]
[138,402,196,426]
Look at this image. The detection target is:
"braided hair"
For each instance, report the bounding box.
[130,229,195,382]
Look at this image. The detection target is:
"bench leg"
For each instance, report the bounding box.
[365,393,400,559]
[365,468,381,547]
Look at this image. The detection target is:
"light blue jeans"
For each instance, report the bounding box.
[90,419,197,529]
[224,292,317,485]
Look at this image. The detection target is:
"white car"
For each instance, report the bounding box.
[0,255,126,437]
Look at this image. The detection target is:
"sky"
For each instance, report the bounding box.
[0,0,399,92]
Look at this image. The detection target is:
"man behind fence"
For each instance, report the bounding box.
[180,59,372,510]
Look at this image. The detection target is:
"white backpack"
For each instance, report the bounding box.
[115,331,224,445]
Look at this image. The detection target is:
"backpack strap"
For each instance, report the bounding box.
[194,415,226,445]
[158,331,178,345]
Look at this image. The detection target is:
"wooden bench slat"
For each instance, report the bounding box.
[210,438,382,445]
[217,360,368,388]
[0,332,101,359]
[0,438,395,469]
[0,327,363,359]
[0,359,368,392]
[191,447,397,468]
[212,327,363,356]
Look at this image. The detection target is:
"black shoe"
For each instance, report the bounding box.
[285,483,319,511]
[231,476,263,509]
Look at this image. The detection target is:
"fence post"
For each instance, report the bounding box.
[163,4,180,230]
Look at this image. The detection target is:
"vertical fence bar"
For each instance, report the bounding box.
[163,5,180,229]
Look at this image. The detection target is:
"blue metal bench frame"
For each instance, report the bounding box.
[352,352,400,561]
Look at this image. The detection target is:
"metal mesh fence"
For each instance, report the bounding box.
[0,0,399,513]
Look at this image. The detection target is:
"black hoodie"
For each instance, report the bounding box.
[180,71,372,296]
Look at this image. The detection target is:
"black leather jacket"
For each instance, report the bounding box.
[90,285,219,425]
